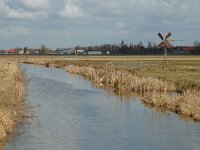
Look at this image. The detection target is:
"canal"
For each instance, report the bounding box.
[5,64,200,150]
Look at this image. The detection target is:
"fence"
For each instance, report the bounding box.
[105,60,166,70]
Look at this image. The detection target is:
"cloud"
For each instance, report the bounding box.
[59,1,84,18]
[0,26,29,37]
[5,9,47,20]
[0,0,200,49]
[0,0,48,19]
[19,0,50,10]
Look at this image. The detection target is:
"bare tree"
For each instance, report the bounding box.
[194,40,200,54]
[41,44,49,54]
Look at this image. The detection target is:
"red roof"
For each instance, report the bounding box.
[182,47,194,51]
[7,49,16,53]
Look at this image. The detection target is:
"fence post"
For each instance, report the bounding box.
[156,61,159,70]
[140,61,144,70]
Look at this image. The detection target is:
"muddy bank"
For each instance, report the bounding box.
[0,61,25,143]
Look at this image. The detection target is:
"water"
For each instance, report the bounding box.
[5,64,200,150]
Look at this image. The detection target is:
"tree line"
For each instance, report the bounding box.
[75,40,200,55]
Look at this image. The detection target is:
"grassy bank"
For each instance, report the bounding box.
[19,55,200,121]
[64,64,200,121]
[48,58,200,92]
[0,61,25,142]
[65,65,176,93]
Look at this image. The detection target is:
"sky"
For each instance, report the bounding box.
[0,0,200,49]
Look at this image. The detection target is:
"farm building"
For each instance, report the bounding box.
[59,48,74,54]
[75,49,86,54]
[0,50,5,54]
[175,46,196,54]
[7,49,17,54]
[87,51,102,55]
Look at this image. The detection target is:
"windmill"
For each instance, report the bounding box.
[157,32,172,70]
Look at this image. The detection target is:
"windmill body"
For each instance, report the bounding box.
[157,32,172,70]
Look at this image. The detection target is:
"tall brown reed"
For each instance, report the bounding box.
[0,62,25,141]
[65,65,176,93]
[143,91,200,121]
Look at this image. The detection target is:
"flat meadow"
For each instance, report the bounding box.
[1,54,200,121]
[1,54,200,90]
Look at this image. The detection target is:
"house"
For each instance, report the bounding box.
[7,49,17,54]
[87,50,102,55]
[0,50,5,54]
[181,46,194,51]
[59,48,75,54]
[75,49,86,54]
[16,48,24,54]
[176,46,195,54]
[26,48,40,54]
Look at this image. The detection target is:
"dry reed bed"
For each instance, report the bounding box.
[0,62,25,141]
[143,91,200,121]
[65,65,176,93]
[65,64,200,122]
[144,91,200,121]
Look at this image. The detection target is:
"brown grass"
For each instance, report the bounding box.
[0,61,25,142]
[65,65,176,93]
[143,91,200,121]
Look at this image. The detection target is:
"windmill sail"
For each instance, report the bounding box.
[165,32,171,40]
[157,32,173,48]
[158,33,164,40]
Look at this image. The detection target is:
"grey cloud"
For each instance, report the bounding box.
[0,0,200,49]
[0,26,29,37]
[19,0,50,10]
[0,0,49,20]
[59,1,84,18]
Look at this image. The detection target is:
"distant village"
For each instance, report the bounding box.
[0,40,200,55]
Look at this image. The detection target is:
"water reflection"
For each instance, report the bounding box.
[5,64,200,150]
